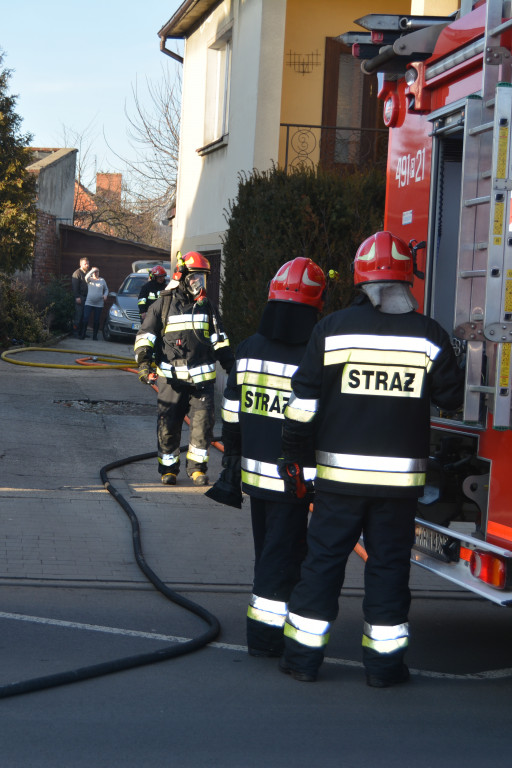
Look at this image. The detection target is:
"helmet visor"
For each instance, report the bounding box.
[185,272,207,296]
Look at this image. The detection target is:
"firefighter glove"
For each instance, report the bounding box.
[204,455,242,509]
[138,362,151,385]
[277,458,309,499]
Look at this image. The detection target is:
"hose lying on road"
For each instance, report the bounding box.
[0,447,221,700]
[0,346,135,370]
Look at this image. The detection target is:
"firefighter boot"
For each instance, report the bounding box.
[161,473,177,486]
[366,664,409,688]
[278,658,317,683]
[191,471,208,487]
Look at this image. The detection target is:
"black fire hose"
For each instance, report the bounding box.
[0,448,221,699]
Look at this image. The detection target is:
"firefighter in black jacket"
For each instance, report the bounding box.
[138,265,167,321]
[135,252,234,486]
[207,258,326,657]
[277,232,464,686]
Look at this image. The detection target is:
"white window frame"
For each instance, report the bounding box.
[199,30,232,154]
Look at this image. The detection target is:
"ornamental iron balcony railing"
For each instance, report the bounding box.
[280,124,389,174]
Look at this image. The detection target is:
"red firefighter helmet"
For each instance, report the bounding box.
[172,251,211,282]
[268,257,326,310]
[182,251,211,273]
[353,231,414,286]
[149,265,167,279]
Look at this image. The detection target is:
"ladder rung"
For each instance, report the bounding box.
[468,121,494,136]
[489,18,512,39]
[464,195,491,207]
[460,269,487,278]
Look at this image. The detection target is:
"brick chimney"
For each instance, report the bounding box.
[96,173,122,202]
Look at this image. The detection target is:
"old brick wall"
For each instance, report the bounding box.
[32,210,59,283]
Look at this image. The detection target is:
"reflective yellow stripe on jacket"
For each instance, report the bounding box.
[284,393,319,423]
[156,360,216,384]
[164,313,210,335]
[134,332,157,352]
[211,331,230,352]
[237,358,297,420]
[221,396,240,424]
[241,458,316,494]
[324,333,441,399]
[316,450,426,488]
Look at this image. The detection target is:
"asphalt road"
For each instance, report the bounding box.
[0,335,511,767]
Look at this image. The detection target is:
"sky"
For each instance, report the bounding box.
[1,0,183,189]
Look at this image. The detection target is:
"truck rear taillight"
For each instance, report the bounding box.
[469,551,507,589]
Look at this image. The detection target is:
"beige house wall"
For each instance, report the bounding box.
[411,0,459,13]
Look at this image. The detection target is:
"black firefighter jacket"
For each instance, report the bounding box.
[134,286,234,387]
[137,278,165,319]
[222,332,316,503]
[282,295,464,499]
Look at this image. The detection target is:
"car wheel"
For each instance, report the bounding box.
[102,321,114,341]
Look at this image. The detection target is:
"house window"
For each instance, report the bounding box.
[204,33,232,147]
[335,54,364,163]
[320,38,384,170]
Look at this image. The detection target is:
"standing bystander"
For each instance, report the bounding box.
[80,267,109,340]
[71,257,90,337]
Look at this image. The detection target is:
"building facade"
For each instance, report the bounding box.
[159,0,458,267]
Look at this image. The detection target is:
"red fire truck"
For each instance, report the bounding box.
[343,0,512,604]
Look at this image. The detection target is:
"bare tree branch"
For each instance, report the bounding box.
[61,61,181,250]
[106,63,181,216]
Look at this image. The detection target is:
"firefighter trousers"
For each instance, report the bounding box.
[247,496,309,655]
[156,377,215,477]
[283,490,416,678]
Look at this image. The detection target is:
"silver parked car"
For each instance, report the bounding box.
[103,272,168,341]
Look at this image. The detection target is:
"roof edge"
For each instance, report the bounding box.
[60,224,170,255]
[158,0,221,40]
[26,148,78,173]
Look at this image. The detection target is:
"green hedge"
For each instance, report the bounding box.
[0,274,75,348]
[0,273,47,347]
[220,165,386,349]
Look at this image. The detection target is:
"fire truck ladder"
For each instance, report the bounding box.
[455,0,512,428]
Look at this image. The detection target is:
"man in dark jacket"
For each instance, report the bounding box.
[135,252,234,487]
[71,257,90,337]
[207,258,326,657]
[138,265,168,321]
[277,231,464,687]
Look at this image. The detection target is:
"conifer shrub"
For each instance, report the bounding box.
[220,165,386,349]
[0,273,47,347]
[24,276,75,333]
